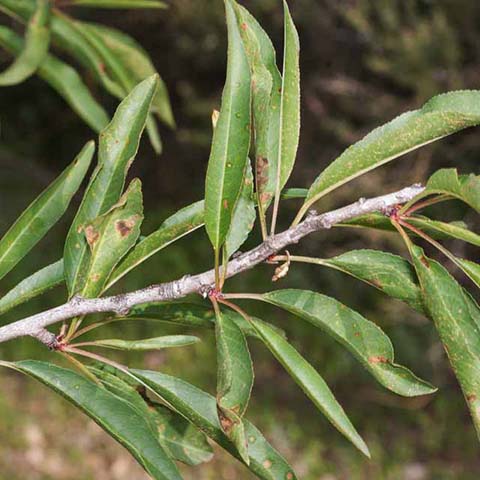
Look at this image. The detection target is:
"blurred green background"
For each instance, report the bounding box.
[1,0,480,478]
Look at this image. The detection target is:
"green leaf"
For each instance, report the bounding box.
[89,366,159,433]
[0,0,50,86]
[83,335,200,351]
[281,188,308,200]
[233,2,280,212]
[51,11,125,98]
[410,246,480,438]
[83,23,174,128]
[250,318,369,457]
[107,200,204,290]
[69,0,167,7]
[81,179,143,298]
[8,361,182,480]
[259,289,436,397]
[271,0,300,217]
[319,250,424,313]
[204,0,251,252]
[298,91,480,222]
[0,141,94,281]
[215,306,253,463]
[224,160,256,259]
[131,369,298,480]
[91,365,214,466]
[64,75,157,296]
[405,168,480,214]
[0,260,63,316]
[456,258,480,287]
[0,26,109,132]
[152,405,214,466]
[408,216,480,247]
[127,302,286,340]
[341,213,476,243]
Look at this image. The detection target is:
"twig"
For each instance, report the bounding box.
[0,184,424,346]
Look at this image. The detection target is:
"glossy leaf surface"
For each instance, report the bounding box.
[251,318,369,456]
[215,307,253,462]
[300,91,480,219]
[204,0,251,251]
[64,76,156,296]
[260,290,436,397]
[0,141,93,281]
[81,179,143,298]
[0,0,50,86]
[132,369,297,480]
[108,200,204,289]
[0,260,63,316]
[84,335,199,351]
[224,161,256,259]
[411,246,480,438]
[320,250,424,312]
[10,361,182,480]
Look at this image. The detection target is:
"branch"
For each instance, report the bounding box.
[0,184,424,346]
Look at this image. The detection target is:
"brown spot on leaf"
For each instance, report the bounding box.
[370,279,383,289]
[467,394,477,403]
[115,218,136,237]
[256,156,270,202]
[84,225,99,248]
[286,473,294,480]
[369,355,388,364]
[263,459,272,469]
[240,22,247,30]
[90,273,100,283]
[223,199,229,210]
[420,255,430,268]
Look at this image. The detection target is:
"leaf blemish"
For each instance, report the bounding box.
[84,225,99,248]
[420,255,430,268]
[115,219,136,237]
[467,394,477,403]
[369,355,388,364]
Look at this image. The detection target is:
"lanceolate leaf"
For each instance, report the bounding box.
[0,0,50,86]
[224,160,256,259]
[153,405,214,466]
[342,213,476,243]
[127,302,286,340]
[132,370,298,480]
[205,0,251,252]
[298,90,480,222]
[456,258,480,288]
[64,75,157,296]
[0,26,109,132]
[107,200,204,290]
[81,179,143,298]
[319,250,424,313]
[250,318,369,457]
[410,246,480,438]
[84,23,174,128]
[91,365,214,466]
[259,290,436,397]
[0,141,94,281]
[271,0,300,214]
[233,3,280,212]
[0,259,63,316]
[404,168,480,214]
[84,335,199,351]
[7,361,182,480]
[69,0,167,7]
[407,216,480,247]
[215,306,253,463]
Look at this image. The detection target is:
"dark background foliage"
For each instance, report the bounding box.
[1,1,480,478]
